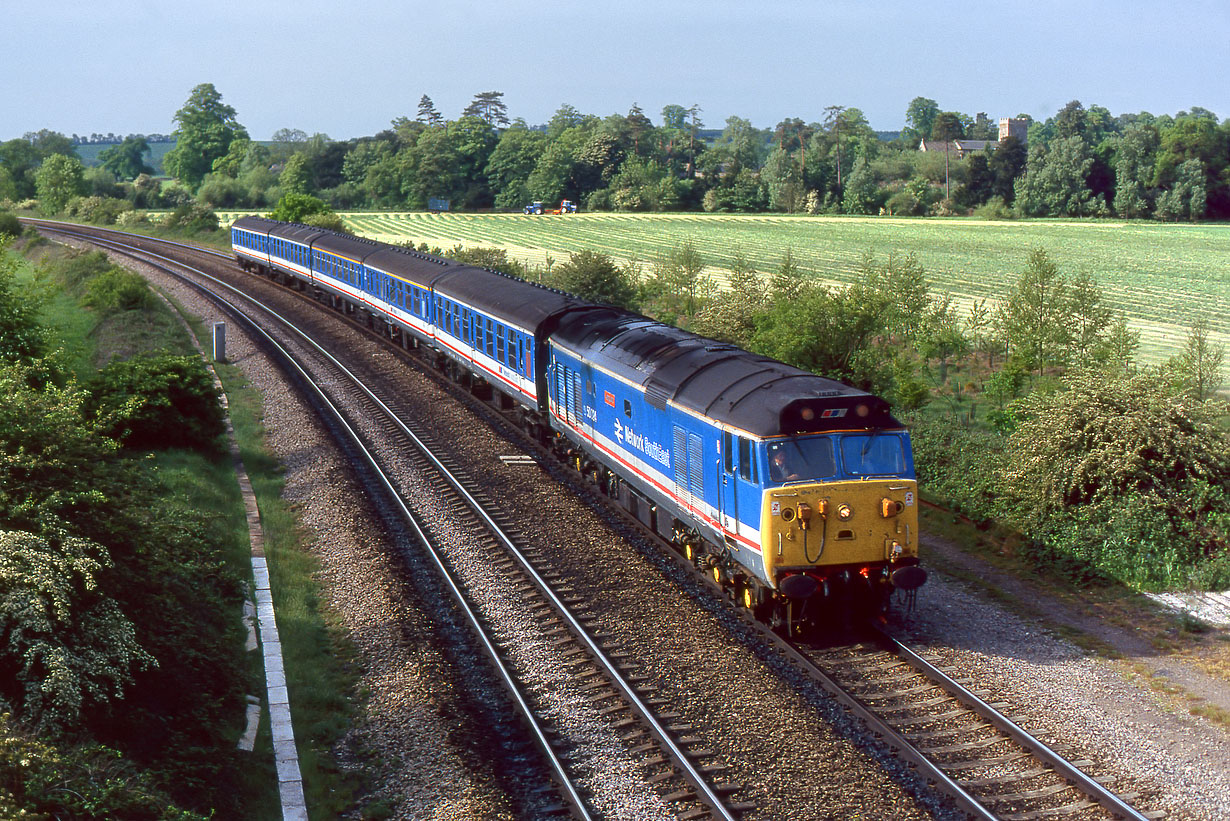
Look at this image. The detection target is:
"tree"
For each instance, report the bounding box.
[626,104,654,156]
[97,136,153,181]
[1066,269,1113,363]
[961,152,994,206]
[462,91,509,127]
[1014,136,1104,217]
[648,241,711,320]
[278,152,311,194]
[904,97,940,144]
[930,112,965,201]
[485,126,548,208]
[552,250,638,309]
[841,156,878,214]
[162,83,248,190]
[1169,318,1225,401]
[690,251,765,346]
[996,249,1072,373]
[988,135,1027,203]
[417,95,444,126]
[270,127,308,145]
[1053,100,1088,140]
[1113,123,1159,218]
[34,153,87,215]
[1154,158,1207,221]
[1151,115,1229,218]
[0,139,41,199]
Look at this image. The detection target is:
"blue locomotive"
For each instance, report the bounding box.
[232,216,926,630]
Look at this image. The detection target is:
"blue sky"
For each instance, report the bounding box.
[6,0,1228,140]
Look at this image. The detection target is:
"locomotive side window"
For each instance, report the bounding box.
[624,399,632,419]
[738,437,754,482]
[723,430,734,475]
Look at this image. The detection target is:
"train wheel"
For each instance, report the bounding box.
[711,564,722,586]
[741,585,755,611]
[684,542,696,564]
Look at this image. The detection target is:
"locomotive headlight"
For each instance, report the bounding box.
[837,503,853,521]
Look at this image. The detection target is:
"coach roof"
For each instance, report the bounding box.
[434,266,595,333]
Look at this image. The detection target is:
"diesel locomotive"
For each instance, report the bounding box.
[231,216,926,631]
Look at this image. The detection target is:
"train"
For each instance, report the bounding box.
[231,216,926,632]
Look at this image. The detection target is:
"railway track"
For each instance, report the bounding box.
[32,222,747,820]
[29,222,1164,820]
[785,626,1157,821]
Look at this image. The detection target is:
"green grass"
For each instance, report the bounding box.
[212,211,1229,368]
[217,361,361,819]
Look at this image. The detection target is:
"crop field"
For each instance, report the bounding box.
[217,211,1230,367]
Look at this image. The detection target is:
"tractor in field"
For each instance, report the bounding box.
[524,200,577,215]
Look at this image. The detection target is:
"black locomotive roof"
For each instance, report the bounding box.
[434,267,596,334]
[552,311,900,438]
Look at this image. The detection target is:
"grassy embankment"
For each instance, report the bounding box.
[21,236,361,818]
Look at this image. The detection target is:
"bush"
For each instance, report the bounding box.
[162,202,218,233]
[973,196,1017,219]
[67,195,134,224]
[904,412,1005,523]
[300,211,351,233]
[117,209,150,228]
[0,212,21,239]
[51,248,114,290]
[0,714,209,820]
[85,355,225,452]
[82,266,157,314]
[268,191,330,223]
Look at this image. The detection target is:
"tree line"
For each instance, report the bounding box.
[2,85,1228,221]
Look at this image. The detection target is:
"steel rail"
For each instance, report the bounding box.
[879,627,1151,821]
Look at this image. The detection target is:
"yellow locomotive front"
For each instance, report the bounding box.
[756,431,926,617]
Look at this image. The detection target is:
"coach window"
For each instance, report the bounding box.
[496,326,505,362]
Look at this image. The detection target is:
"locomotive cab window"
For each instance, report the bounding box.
[738,436,755,482]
